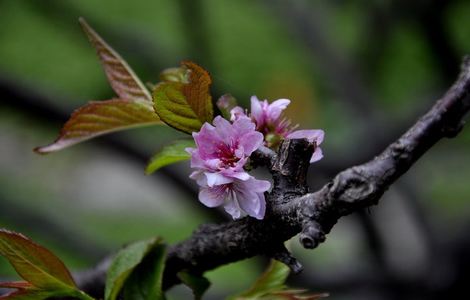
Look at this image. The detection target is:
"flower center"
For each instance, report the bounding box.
[216,141,239,167]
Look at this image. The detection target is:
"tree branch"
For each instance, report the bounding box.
[72,56,470,297]
[160,55,470,287]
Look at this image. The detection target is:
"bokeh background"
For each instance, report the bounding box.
[1,0,470,299]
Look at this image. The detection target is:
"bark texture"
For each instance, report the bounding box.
[76,56,470,297]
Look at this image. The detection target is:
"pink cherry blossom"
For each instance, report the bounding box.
[250,96,290,133]
[193,173,270,219]
[188,116,263,177]
[286,129,324,163]
[230,96,325,162]
[187,116,270,219]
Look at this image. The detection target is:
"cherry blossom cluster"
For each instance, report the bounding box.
[187,96,324,220]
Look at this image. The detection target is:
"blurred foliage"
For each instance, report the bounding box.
[1,0,470,299]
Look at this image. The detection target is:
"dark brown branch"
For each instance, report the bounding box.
[160,55,470,288]
[69,56,470,298]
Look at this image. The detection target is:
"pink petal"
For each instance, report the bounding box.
[194,123,220,158]
[223,191,242,219]
[212,116,234,142]
[188,149,205,169]
[250,96,264,125]
[232,117,256,136]
[234,177,270,219]
[310,147,323,163]
[266,98,290,122]
[236,189,266,220]
[239,131,264,156]
[227,170,251,181]
[230,106,247,121]
[242,177,271,192]
[189,171,207,186]
[287,129,324,145]
[205,172,233,187]
[199,186,226,208]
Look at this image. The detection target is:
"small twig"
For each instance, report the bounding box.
[68,56,470,296]
[163,55,470,289]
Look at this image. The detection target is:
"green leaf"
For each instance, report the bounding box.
[177,271,210,300]
[34,99,162,153]
[153,61,213,134]
[145,139,195,175]
[122,244,167,300]
[159,67,189,83]
[105,237,166,300]
[229,260,328,300]
[79,18,152,102]
[232,260,290,299]
[0,230,95,300]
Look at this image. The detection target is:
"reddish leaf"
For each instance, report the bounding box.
[0,230,95,300]
[0,283,94,300]
[34,99,161,153]
[35,19,162,154]
[0,282,48,300]
[182,61,213,123]
[0,282,32,290]
[153,61,213,134]
[79,17,152,102]
[0,229,75,290]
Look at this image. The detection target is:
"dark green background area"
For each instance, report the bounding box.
[1,1,469,299]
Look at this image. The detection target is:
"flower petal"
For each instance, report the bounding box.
[199,186,226,207]
[189,170,206,186]
[239,131,264,156]
[223,191,243,219]
[230,106,247,121]
[227,170,251,181]
[310,147,323,163]
[236,189,266,220]
[193,123,220,158]
[213,116,235,143]
[250,96,264,125]
[205,172,233,187]
[266,98,290,122]
[287,129,324,145]
[233,177,270,219]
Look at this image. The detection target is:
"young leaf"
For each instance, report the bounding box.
[153,61,213,134]
[34,19,163,154]
[105,237,165,300]
[0,282,58,300]
[122,243,167,300]
[182,61,213,123]
[234,260,289,299]
[0,282,94,300]
[229,260,328,300]
[145,139,195,175]
[0,229,76,290]
[79,17,152,102]
[35,99,161,153]
[0,230,95,300]
[177,271,210,300]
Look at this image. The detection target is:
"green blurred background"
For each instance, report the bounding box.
[1,0,469,299]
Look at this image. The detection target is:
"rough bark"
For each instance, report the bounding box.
[73,55,470,297]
